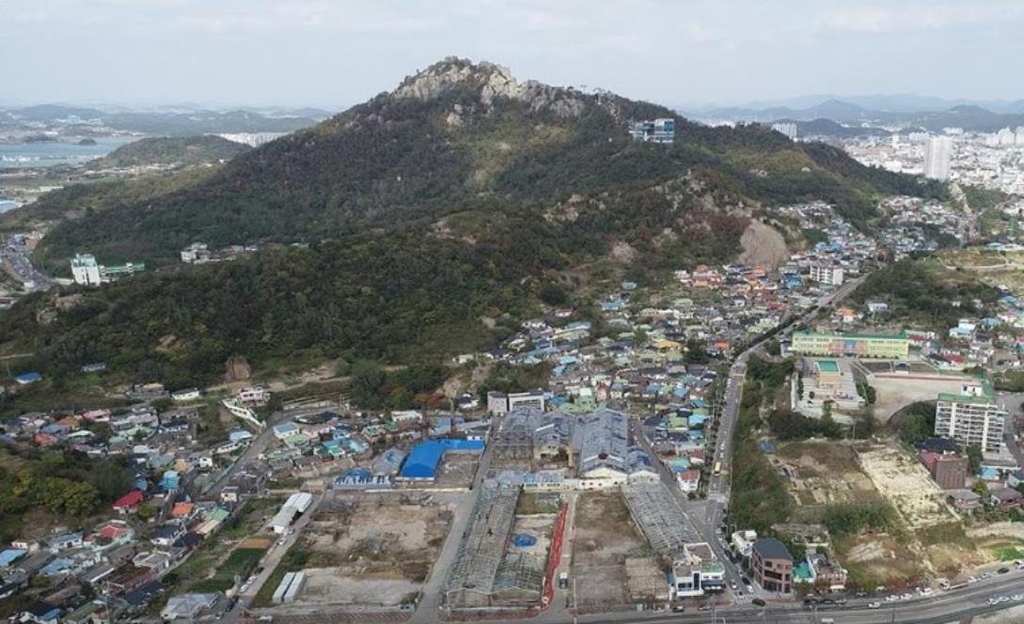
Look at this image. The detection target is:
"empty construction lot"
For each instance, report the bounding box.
[571,491,651,611]
[288,492,456,608]
[776,441,881,511]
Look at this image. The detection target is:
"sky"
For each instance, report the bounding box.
[3,0,1023,109]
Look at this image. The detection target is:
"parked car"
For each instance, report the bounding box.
[868,602,881,609]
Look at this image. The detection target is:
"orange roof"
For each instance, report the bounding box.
[171,502,195,517]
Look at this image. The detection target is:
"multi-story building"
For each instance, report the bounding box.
[791,331,910,359]
[934,383,1006,454]
[771,122,798,140]
[924,136,953,181]
[70,253,144,285]
[629,118,675,144]
[918,451,968,489]
[750,538,793,594]
[181,242,211,264]
[670,543,726,597]
[487,390,545,415]
[808,264,844,287]
[71,253,101,285]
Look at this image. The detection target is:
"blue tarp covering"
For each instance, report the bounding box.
[399,438,485,480]
[512,534,537,548]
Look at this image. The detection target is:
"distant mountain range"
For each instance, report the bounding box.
[0,104,337,136]
[682,95,1024,134]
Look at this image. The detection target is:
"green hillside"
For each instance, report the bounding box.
[0,58,949,393]
[91,134,251,168]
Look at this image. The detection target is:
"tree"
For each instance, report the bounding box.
[966,443,983,474]
[349,360,387,409]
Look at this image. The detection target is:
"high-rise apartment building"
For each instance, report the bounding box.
[934,383,1005,454]
[924,136,953,180]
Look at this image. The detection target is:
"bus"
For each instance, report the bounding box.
[713,461,722,476]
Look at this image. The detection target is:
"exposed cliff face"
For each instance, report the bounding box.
[394,56,589,117]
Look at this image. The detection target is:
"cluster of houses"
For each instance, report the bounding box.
[0,462,246,623]
[0,384,278,622]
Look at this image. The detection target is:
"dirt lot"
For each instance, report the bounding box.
[870,374,970,421]
[857,445,956,529]
[776,441,881,510]
[290,492,455,607]
[572,491,648,611]
[434,454,479,488]
[509,514,555,558]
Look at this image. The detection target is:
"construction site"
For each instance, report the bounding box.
[622,481,703,555]
[441,482,558,612]
[572,490,665,612]
[282,492,456,609]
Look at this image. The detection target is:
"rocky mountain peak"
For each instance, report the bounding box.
[393,57,589,117]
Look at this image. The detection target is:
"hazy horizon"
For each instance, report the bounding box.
[4,0,1023,109]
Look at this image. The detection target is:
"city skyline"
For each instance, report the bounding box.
[3,0,1024,108]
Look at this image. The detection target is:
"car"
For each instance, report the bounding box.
[998,596,1010,603]
[698,605,712,612]
[741,576,751,585]
[982,572,993,579]
[988,598,998,606]
[998,567,1010,574]
[745,585,754,593]
[752,598,766,607]
[736,591,744,597]
[730,581,738,590]
[868,602,881,609]
[854,592,868,598]
[885,595,898,602]
[1012,594,1024,602]
[968,576,978,583]
[672,605,686,612]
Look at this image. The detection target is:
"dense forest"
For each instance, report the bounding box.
[0,59,956,394]
[854,258,1001,331]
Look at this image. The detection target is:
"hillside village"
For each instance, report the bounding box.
[7,195,1024,623]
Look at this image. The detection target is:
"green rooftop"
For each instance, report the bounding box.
[938,380,997,404]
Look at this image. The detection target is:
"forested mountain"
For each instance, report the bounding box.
[0,58,948,392]
[90,135,251,168]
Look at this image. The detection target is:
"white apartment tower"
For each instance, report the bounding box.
[923,136,953,181]
[934,384,1006,454]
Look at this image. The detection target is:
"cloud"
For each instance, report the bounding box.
[820,3,1022,35]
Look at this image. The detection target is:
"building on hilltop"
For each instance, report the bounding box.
[71,253,101,285]
[934,383,1006,454]
[70,253,145,286]
[629,118,675,143]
